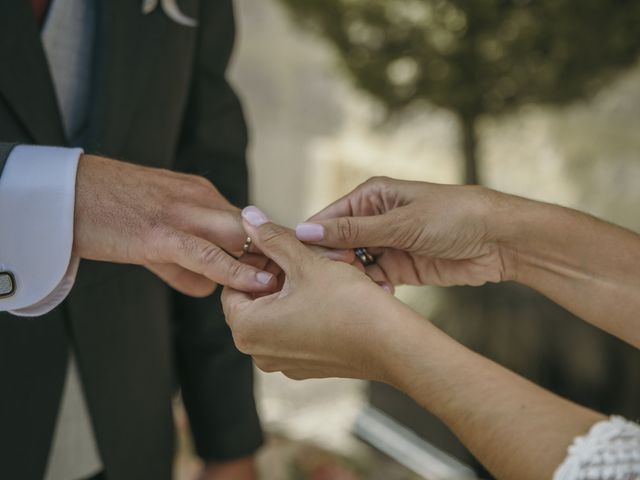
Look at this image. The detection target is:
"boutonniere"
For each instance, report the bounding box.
[142,0,198,27]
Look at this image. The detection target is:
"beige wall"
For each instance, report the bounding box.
[230,0,640,232]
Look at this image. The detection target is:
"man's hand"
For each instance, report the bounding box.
[73,154,276,297]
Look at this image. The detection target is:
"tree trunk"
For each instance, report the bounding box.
[459,114,480,185]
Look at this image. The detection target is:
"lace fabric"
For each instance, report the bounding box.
[554,416,640,480]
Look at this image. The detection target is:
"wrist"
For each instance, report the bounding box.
[376,307,469,419]
[376,310,494,429]
[483,189,538,283]
[372,300,442,388]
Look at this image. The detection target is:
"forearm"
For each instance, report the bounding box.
[381,312,604,480]
[492,192,640,347]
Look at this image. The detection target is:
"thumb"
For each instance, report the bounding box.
[295,212,401,249]
[241,206,316,274]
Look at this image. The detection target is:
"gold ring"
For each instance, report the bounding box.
[242,236,252,253]
[354,247,376,266]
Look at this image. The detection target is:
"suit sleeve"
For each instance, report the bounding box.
[0,143,81,317]
[171,1,263,462]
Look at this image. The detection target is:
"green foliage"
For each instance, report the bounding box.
[277,0,640,120]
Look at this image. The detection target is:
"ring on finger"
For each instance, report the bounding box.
[354,247,376,266]
[242,236,253,253]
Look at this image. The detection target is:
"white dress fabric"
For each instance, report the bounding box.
[554,416,640,480]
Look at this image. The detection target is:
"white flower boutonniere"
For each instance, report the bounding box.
[142,0,197,27]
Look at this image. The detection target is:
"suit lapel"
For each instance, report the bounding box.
[87,0,169,157]
[0,0,66,145]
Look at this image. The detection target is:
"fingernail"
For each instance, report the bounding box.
[242,206,269,227]
[256,271,273,285]
[379,282,394,294]
[296,223,324,241]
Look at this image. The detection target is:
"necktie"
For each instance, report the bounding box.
[30,0,51,26]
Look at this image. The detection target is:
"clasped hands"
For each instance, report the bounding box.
[222,177,511,383]
[74,154,640,480]
[72,154,511,382]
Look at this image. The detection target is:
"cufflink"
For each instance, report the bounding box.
[0,271,16,298]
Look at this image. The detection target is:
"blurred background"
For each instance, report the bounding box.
[178,0,640,478]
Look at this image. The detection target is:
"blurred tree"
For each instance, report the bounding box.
[277,0,640,184]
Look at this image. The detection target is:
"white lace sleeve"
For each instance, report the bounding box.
[553,416,640,480]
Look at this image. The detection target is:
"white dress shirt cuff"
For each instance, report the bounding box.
[0,145,81,317]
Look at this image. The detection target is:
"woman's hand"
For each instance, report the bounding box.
[222,213,607,480]
[298,176,640,347]
[221,209,614,480]
[221,206,407,382]
[295,177,513,288]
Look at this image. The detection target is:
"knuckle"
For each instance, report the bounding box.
[394,218,425,251]
[162,202,185,225]
[148,226,181,263]
[364,175,392,191]
[283,371,305,381]
[137,205,171,243]
[221,293,236,321]
[336,217,358,243]
[226,258,246,282]
[370,175,392,185]
[255,359,279,374]
[145,207,169,230]
[192,282,217,298]
[190,174,214,189]
[174,234,197,256]
[188,180,213,199]
[259,224,289,246]
[177,174,218,200]
[198,243,227,266]
[232,330,253,354]
[369,176,396,201]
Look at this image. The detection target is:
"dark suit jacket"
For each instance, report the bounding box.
[0,1,262,479]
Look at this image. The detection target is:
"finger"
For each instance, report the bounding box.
[306,176,394,222]
[240,253,285,281]
[349,258,366,273]
[348,259,394,292]
[252,356,283,374]
[241,206,319,274]
[146,263,217,297]
[365,263,392,285]
[242,234,356,261]
[238,252,272,271]
[295,212,401,249]
[313,247,355,263]
[221,285,253,325]
[239,253,286,297]
[167,233,276,292]
[181,206,247,256]
[306,190,356,222]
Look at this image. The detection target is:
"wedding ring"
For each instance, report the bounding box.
[242,236,253,253]
[354,247,376,266]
